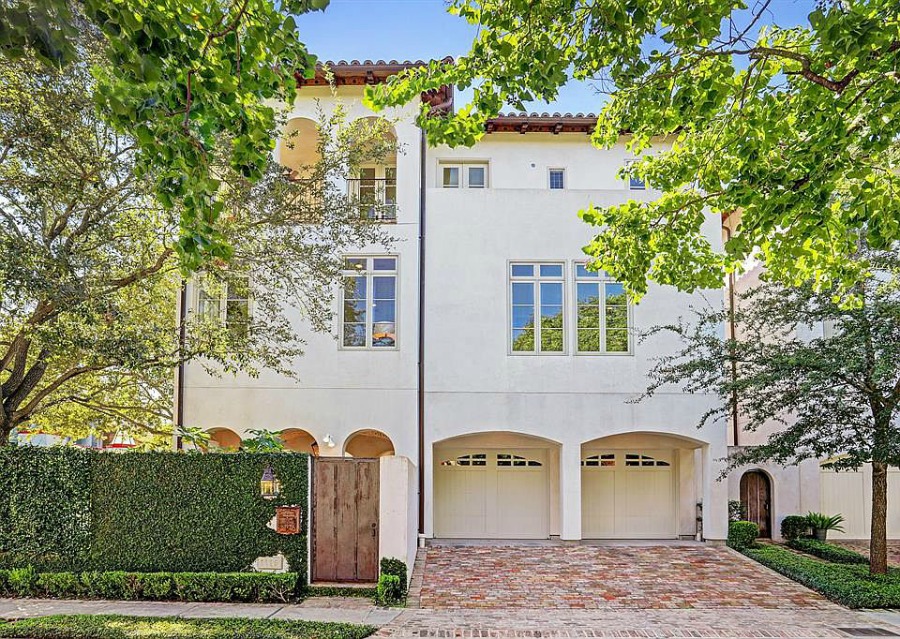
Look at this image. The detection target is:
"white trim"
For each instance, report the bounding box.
[572,261,633,356]
[338,255,400,351]
[438,161,490,189]
[507,260,567,356]
[548,168,566,190]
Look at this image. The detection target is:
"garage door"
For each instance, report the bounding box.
[582,450,676,538]
[435,448,549,538]
[821,465,900,539]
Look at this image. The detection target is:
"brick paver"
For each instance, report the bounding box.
[416,544,833,610]
[834,540,900,566]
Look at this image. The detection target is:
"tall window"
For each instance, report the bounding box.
[350,166,396,221]
[549,168,565,190]
[441,162,489,188]
[510,262,565,354]
[575,264,630,353]
[341,256,397,349]
[197,274,251,338]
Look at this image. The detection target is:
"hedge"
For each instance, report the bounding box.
[744,543,900,608]
[0,448,309,575]
[787,538,870,565]
[0,615,376,639]
[727,521,759,550]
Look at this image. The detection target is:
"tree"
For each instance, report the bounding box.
[1,0,329,269]
[366,0,900,300]
[642,245,900,574]
[0,41,393,445]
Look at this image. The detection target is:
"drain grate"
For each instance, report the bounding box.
[837,628,900,637]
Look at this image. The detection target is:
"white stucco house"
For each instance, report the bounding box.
[176,59,887,550]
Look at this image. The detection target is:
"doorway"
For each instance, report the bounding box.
[740,470,772,538]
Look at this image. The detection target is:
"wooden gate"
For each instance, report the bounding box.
[311,458,379,583]
[740,470,771,538]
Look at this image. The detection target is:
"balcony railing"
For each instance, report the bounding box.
[347,178,397,222]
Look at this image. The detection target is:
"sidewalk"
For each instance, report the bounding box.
[0,596,401,627]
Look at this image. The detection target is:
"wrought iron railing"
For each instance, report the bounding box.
[347,178,397,222]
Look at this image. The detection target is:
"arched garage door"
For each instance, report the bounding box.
[582,450,676,538]
[435,449,550,538]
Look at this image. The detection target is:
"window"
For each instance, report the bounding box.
[624,453,670,467]
[196,274,251,338]
[510,262,565,354]
[497,453,542,467]
[441,453,487,467]
[575,264,630,354]
[349,165,396,221]
[582,454,615,467]
[549,168,565,190]
[341,256,397,349]
[440,162,489,188]
[625,159,645,190]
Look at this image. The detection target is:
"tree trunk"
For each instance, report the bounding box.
[871,461,888,575]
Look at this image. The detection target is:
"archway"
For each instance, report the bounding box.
[279,428,318,456]
[740,470,772,538]
[278,117,321,179]
[206,427,241,452]
[347,117,398,221]
[343,429,395,458]
[433,431,560,539]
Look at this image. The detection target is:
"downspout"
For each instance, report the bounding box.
[722,224,739,447]
[417,127,427,535]
[174,280,187,450]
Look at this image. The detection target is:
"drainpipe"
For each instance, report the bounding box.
[722,223,739,447]
[417,127,427,535]
[174,279,187,450]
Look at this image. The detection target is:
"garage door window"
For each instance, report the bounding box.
[625,453,670,467]
[440,453,487,466]
[582,453,615,467]
[497,453,542,467]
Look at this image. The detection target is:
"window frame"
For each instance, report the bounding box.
[439,161,490,189]
[507,260,567,356]
[573,262,633,356]
[548,168,566,190]
[625,159,646,191]
[339,255,400,351]
[194,274,253,335]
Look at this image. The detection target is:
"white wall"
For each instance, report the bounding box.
[378,456,418,580]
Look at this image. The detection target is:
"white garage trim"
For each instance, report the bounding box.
[582,449,678,539]
[435,447,551,539]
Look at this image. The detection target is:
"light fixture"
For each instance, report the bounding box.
[322,434,336,448]
[260,465,281,500]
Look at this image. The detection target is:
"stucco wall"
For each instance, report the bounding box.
[378,456,418,579]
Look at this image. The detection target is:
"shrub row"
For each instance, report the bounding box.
[787,538,870,565]
[727,521,759,550]
[744,543,900,608]
[0,567,302,603]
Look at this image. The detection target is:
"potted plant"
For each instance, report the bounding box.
[806,512,845,541]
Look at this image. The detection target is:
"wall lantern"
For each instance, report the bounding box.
[260,465,282,500]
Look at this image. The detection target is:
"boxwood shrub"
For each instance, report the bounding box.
[727,521,759,550]
[788,538,869,565]
[744,543,900,608]
[780,514,811,541]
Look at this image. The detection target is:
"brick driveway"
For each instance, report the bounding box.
[415,544,833,610]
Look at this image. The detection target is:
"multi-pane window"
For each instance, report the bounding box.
[197,274,251,338]
[625,159,646,190]
[509,262,565,354]
[575,264,630,353]
[341,256,397,349]
[549,168,565,190]
[351,166,396,221]
[441,162,489,188]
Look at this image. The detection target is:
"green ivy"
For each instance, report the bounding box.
[0,449,309,576]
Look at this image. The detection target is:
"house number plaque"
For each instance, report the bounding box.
[275,506,302,535]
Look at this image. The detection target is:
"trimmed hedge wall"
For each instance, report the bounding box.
[0,448,309,576]
[787,538,870,565]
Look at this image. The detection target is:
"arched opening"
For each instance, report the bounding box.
[347,117,398,222]
[206,427,242,452]
[343,429,395,458]
[740,470,772,538]
[581,431,706,540]
[278,117,322,179]
[433,431,561,539]
[280,428,318,456]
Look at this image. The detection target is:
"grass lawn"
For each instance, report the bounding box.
[745,543,900,608]
[0,615,376,638]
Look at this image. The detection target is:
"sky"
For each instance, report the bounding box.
[297,0,816,115]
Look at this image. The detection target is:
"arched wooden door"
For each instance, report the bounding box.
[740,470,772,538]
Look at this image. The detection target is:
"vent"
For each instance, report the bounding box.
[837,628,900,637]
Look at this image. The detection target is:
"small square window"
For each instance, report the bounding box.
[626,160,645,190]
[442,166,460,188]
[468,166,486,188]
[549,169,565,190]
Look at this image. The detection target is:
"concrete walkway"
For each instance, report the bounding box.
[0,596,401,626]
